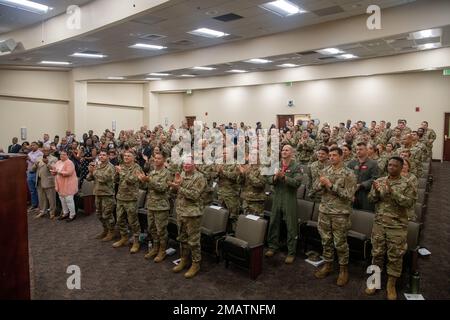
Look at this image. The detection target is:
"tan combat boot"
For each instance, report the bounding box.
[285,255,295,264]
[365,287,377,295]
[49,211,56,220]
[112,236,128,248]
[101,230,115,242]
[35,212,46,219]
[130,237,140,254]
[387,276,398,300]
[154,241,167,263]
[96,228,108,240]
[265,249,275,258]
[144,243,159,260]
[336,265,349,286]
[314,262,333,279]
[173,247,189,273]
[184,262,200,279]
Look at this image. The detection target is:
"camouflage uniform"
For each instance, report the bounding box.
[115,163,144,238]
[421,128,436,158]
[240,165,267,217]
[306,160,329,203]
[175,170,207,263]
[197,164,218,206]
[86,162,116,232]
[297,138,315,164]
[310,165,357,266]
[266,161,303,256]
[146,167,173,246]
[216,164,241,227]
[368,176,416,277]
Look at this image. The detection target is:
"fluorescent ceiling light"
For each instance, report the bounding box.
[129,43,167,50]
[0,0,52,14]
[259,0,307,17]
[278,63,299,68]
[417,42,441,50]
[71,52,107,58]
[188,28,229,38]
[423,67,438,71]
[107,77,125,80]
[145,78,162,81]
[192,66,216,71]
[337,54,358,59]
[410,28,442,40]
[317,48,344,55]
[149,72,171,76]
[245,58,272,64]
[227,69,247,73]
[179,74,196,77]
[40,61,71,65]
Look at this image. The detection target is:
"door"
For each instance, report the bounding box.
[277,115,294,129]
[185,116,196,128]
[444,113,450,161]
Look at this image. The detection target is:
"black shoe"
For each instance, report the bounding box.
[66,216,76,223]
[58,215,68,221]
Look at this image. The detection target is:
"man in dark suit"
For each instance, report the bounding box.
[8,137,21,153]
[347,142,379,211]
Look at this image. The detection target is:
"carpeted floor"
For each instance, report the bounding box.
[28,162,450,300]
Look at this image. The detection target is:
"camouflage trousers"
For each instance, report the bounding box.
[147,210,169,245]
[203,190,214,207]
[242,199,265,217]
[177,216,202,263]
[95,195,116,231]
[116,200,140,237]
[318,213,351,265]
[218,192,240,223]
[371,223,407,278]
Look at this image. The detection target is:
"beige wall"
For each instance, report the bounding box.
[184,71,450,160]
[156,93,185,129]
[87,83,144,107]
[86,104,143,134]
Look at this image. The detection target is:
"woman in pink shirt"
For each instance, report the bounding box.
[51,150,79,222]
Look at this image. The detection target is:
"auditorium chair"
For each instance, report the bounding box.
[167,204,178,242]
[79,179,95,215]
[417,188,426,206]
[136,189,148,233]
[297,185,306,200]
[348,210,374,261]
[414,203,423,223]
[299,202,321,253]
[200,205,229,262]
[418,178,427,190]
[222,215,268,279]
[401,221,422,288]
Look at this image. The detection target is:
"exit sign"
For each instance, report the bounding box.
[444,69,450,76]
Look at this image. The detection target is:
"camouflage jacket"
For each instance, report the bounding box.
[175,170,207,217]
[296,138,315,162]
[216,164,241,196]
[311,164,357,215]
[146,167,172,211]
[115,163,143,201]
[240,165,267,202]
[86,162,115,196]
[368,175,416,228]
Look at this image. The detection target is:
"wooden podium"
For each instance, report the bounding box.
[0,154,31,300]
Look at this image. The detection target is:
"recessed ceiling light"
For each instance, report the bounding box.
[337,54,358,59]
[188,28,229,38]
[278,63,299,68]
[179,74,196,77]
[410,28,442,40]
[227,69,248,73]
[0,0,53,14]
[40,61,71,65]
[316,48,344,55]
[149,73,171,76]
[145,77,162,81]
[259,0,307,17]
[423,67,438,71]
[245,58,272,64]
[71,52,107,58]
[107,77,125,80]
[417,42,441,50]
[129,43,167,50]
[192,66,216,71]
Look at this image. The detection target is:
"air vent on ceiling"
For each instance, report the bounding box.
[317,56,336,60]
[80,50,101,54]
[312,5,344,17]
[170,39,194,46]
[297,51,317,56]
[213,13,243,22]
[138,33,167,41]
[415,37,441,45]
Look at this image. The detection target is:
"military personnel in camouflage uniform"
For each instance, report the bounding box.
[420,121,436,158]
[297,130,315,164]
[169,155,207,279]
[306,147,330,203]
[216,148,241,231]
[310,147,357,287]
[86,150,116,241]
[265,145,303,264]
[401,159,419,222]
[137,153,173,262]
[239,156,267,217]
[342,144,354,167]
[366,157,416,300]
[112,150,144,253]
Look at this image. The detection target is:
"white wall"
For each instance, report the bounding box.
[184,71,450,160]
[86,104,143,134]
[87,83,143,107]
[156,93,185,128]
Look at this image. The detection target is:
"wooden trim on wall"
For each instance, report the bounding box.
[87,102,143,109]
[0,94,69,104]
